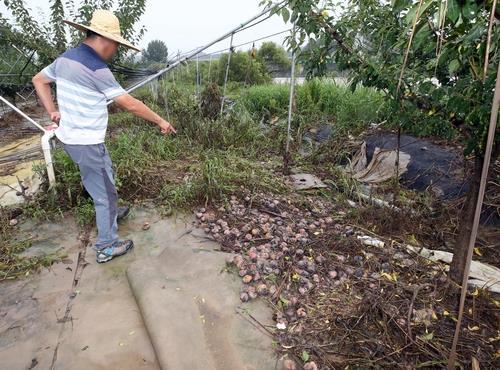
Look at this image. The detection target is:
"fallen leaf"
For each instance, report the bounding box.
[381,272,395,282]
[301,350,310,362]
[418,331,434,342]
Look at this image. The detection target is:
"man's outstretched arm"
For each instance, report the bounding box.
[113,93,176,134]
[32,72,60,124]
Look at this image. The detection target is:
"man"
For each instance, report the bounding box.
[32,10,176,263]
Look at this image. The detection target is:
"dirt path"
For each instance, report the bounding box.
[0,208,277,370]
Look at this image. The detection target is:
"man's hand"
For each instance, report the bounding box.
[50,111,61,124]
[158,119,176,135]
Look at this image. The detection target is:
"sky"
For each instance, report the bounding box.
[1,0,290,55]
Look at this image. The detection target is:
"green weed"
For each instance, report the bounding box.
[0,209,60,280]
[161,150,287,208]
[74,199,95,227]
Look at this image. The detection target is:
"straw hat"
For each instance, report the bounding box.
[64,10,140,52]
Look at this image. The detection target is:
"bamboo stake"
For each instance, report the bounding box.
[483,0,497,82]
[447,62,500,369]
[286,41,297,154]
[284,23,297,175]
[394,0,424,198]
[396,0,424,96]
[448,1,500,364]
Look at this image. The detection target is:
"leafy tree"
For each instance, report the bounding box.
[2,0,147,64]
[2,1,54,64]
[257,41,291,75]
[218,50,271,85]
[0,11,41,102]
[143,39,169,64]
[263,0,499,283]
[49,0,66,54]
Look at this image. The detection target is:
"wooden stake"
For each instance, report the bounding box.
[447,62,500,369]
[284,24,297,175]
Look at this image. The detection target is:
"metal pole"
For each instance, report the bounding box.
[483,0,497,81]
[196,53,200,97]
[447,62,500,369]
[286,27,297,154]
[41,131,57,187]
[0,95,45,132]
[108,3,283,104]
[220,33,234,115]
[208,54,213,83]
[0,95,56,187]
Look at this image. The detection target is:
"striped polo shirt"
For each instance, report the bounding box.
[41,43,126,145]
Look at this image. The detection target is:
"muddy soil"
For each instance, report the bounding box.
[0,104,51,143]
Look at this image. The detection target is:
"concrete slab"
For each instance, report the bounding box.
[126,219,278,370]
[0,211,161,370]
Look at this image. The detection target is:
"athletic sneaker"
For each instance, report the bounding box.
[96,240,134,263]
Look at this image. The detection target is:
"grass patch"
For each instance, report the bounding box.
[160,150,288,208]
[242,78,387,133]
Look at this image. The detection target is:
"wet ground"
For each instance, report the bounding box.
[0,135,44,207]
[0,103,52,207]
[0,208,277,370]
[0,104,50,143]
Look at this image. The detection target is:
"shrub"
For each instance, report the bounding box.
[257,41,291,76]
[200,83,222,120]
[241,84,290,117]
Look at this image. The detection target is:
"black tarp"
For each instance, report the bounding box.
[364,133,469,199]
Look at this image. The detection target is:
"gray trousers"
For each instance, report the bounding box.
[63,143,118,250]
